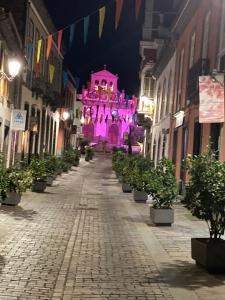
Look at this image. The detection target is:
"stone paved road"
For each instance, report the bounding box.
[0,155,225,300]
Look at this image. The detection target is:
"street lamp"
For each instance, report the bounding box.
[62,111,70,121]
[0,56,22,81]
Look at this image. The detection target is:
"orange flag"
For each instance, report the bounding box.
[46,34,52,60]
[99,7,106,38]
[57,30,63,55]
[135,0,142,19]
[115,0,124,30]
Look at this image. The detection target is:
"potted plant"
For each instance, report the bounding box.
[121,156,137,193]
[30,158,47,193]
[145,158,177,226]
[0,167,32,206]
[185,146,225,271]
[73,149,81,167]
[131,157,152,203]
[44,154,58,186]
[79,138,89,155]
[85,146,94,161]
[112,151,127,182]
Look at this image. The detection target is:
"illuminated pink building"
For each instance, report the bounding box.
[80,68,140,151]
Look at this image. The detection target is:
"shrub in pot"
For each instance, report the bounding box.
[185,147,225,271]
[0,167,32,206]
[73,149,81,166]
[85,146,94,161]
[120,156,137,193]
[79,138,89,155]
[131,156,153,203]
[112,151,127,181]
[145,158,177,226]
[44,154,58,186]
[30,158,47,193]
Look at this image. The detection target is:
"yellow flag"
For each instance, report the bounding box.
[99,7,106,38]
[37,39,42,63]
[49,64,55,84]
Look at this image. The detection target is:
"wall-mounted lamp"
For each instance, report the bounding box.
[0,56,23,81]
[62,111,70,121]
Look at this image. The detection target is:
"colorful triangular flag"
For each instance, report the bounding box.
[49,64,55,84]
[57,30,63,55]
[84,16,90,45]
[115,0,124,30]
[46,34,52,60]
[37,39,42,63]
[99,7,106,38]
[135,0,142,19]
[69,24,75,49]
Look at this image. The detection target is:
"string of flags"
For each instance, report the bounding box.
[31,0,142,67]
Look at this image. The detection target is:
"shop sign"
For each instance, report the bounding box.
[199,75,224,123]
[10,110,27,131]
[174,111,184,128]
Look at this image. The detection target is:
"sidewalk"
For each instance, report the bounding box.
[0,156,224,299]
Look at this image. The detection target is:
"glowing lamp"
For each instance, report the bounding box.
[62,111,70,121]
[8,58,22,78]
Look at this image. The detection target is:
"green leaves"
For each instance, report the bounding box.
[186,147,225,240]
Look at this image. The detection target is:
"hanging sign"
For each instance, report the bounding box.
[11,110,27,131]
[174,111,184,128]
[199,76,224,123]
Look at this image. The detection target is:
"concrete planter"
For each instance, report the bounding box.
[32,180,47,193]
[133,190,148,203]
[73,160,79,167]
[150,207,174,226]
[122,183,132,193]
[46,176,54,186]
[191,238,225,272]
[1,192,21,206]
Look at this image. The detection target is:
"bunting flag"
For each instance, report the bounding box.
[95,115,98,123]
[100,114,103,123]
[105,114,108,123]
[83,107,87,118]
[84,16,90,45]
[37,39,42,63]
[99,6,106,38]
[63,71,69,88]
[57,30,63,55]
[49,64,55,84]
[135,0,142,19]
[69,24,75,49]
[97,105,99,116]
[104,104,106,114]
[115,0,124,30]
[46,34,52,60]
[98,86,103,100]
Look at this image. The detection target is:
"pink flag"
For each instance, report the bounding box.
[57,30,63,55]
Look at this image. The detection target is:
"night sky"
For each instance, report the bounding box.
[43,0,144,96]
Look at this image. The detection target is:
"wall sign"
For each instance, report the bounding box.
[10,110,27,131]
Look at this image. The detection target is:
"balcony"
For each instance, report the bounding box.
[186,58,210,103]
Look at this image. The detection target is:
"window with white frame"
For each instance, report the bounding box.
[202,11,211,59]
[160,78,167,119]
[176,48,184,111]
[166,70,172,115]
[189,32,196,69]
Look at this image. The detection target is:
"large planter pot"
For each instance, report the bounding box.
[191,238,225,272]
[46,175,54,186]
[150,207,174,226]
[73,160,79,167]
[32,180,47,193]
[133,190,148,203]
[85,156,90,162]
[122,183,132,193]
[56,168,63,175]
[1,192,21,206]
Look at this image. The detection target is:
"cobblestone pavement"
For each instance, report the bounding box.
[0,155,225,300]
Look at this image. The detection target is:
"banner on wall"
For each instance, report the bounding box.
[10,110,27,131]
[199,76,224,123]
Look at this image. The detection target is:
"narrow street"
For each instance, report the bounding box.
[0,155,225,300]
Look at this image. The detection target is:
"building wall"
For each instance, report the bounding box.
[169,0,222,183]
[151,52,176,164]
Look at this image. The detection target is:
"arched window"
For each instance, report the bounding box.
[160,79,167,120]
[157,136,161,161]
[166,70,172,115]
[155,85,161,124]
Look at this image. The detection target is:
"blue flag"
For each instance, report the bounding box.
[63,71,68,88]
[84,16,90,45]
[69,23,75,50]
